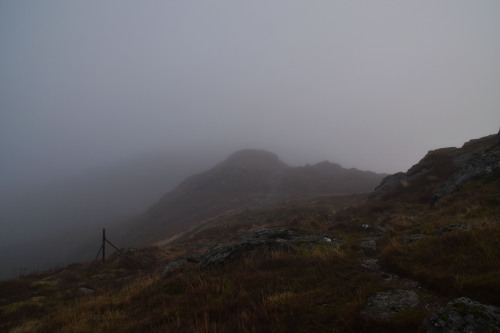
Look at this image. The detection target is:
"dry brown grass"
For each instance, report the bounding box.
[380,223,500,305]
[2,175,498,332]
[4,241,420,333]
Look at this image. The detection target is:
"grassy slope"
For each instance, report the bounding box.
[378,180,500,305]
[1,178,499,332]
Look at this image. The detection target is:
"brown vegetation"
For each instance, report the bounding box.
[1,136,499,332]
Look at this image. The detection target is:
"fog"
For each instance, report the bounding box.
[1,1,500,277]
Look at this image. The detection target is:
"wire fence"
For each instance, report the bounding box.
[94,228,130,262]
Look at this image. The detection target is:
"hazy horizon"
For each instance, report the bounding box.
[1,1,500,280]
[2,1,500,196]
[1,1,500,236]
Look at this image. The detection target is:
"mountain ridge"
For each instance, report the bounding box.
[117,149,387,246]
[1,132,499,332]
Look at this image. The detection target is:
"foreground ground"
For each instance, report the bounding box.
[1,181,499,332]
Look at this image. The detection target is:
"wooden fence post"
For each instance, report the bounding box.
[102,228,106,263]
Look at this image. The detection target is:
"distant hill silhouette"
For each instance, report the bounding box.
[0,148,224,279]
[3,134,500,333]
[118,149,386,245]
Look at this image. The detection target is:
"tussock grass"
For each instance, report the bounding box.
[5,244,399,333]
[381,224,500,304]
[3,179,498,332]
[375,177,500,305]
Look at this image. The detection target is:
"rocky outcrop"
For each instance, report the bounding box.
[432,146,500,203]
[371,147,454,198]
[78,286,95,294]
[360,237,380,251]
[439,222,470,235]
[162,260,185,275]
[425,297,500,333]
[363,289,419,320]
[372,133,500,204]
[188,228,340,269]
[372,172,408,197]
[403,234,427,244]
[371,145,448,197]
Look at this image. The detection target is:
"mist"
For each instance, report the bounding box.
[1,1,500,277]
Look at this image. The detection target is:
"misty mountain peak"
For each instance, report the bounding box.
[120,149,386,245]
[219,149,288,171]
[310,161,342,171]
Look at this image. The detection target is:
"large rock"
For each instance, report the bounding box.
[371,133,500,204]
[162,260,185,275]
[360,237,380,251]
[188,228,340,269]
[363,289,419,320]
[371,149,439,197]
[425,297,500,333]
[371,172,408,197]
[432,147,500,203]
[439,222,470,235]
[403,234,427,244]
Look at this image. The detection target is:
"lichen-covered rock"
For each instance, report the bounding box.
[432,146,500,203]
[371,172,408,197]
[424,297,500,333]
[403,234,427,244]
[360,237,380,251]
[190,228,340,269]
[162,260,185,275]
[363,289,419,320]
[440,222,470,235]
[371,151,438,197]
[79,287,95,294]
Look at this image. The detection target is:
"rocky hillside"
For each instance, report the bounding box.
[373,132,500,204]
[1,133,499,333]
[117,149,386,246]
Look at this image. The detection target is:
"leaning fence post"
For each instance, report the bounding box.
[102,228,106,263]
[95,228,131,263]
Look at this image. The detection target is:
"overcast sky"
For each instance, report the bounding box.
[1,1,500,192]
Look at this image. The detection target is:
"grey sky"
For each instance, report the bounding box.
[1,1,500,192]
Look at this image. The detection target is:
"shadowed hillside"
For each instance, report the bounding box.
[0,149,225,280]
[117,149,386,246]
[1,133,499,333]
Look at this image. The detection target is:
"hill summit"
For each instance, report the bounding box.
[2,133,499,333]
[118,149,386,246]
[218,149,287,171]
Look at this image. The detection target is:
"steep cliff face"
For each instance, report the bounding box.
[118,149,386,246]
[372,133,500,204]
